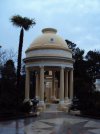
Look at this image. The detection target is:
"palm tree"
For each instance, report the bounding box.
[11,15,36,91]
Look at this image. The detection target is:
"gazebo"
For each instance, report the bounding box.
[24,28,74,110]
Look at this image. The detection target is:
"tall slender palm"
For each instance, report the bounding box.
[11,15,36,92]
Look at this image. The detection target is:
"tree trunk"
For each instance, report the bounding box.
[17,28,24,94]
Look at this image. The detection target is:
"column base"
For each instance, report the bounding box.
[64,97,69,103]
[38,100,44,105]
[59,100,65,105]
[65,99,72,107]
[51,96,56,101]
[65,97,69,100]
[58,100,71,112]
[58,100,66,111]
[38,101,46,112]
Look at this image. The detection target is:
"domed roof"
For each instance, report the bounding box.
[24,28,73,68]
[26,28,68,52]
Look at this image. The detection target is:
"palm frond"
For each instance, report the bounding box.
[11,15,23,28]
[11,15,36,30]
[22,17,36,30]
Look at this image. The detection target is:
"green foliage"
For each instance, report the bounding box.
[81,91,100,116]
[0,59,26,113]
[85,50,100,80]
[65,39,76,57]
[0,60,17,110]
[65,39,84,60]
[1,60,16,79]
[66,39,100,117]
[74,48,84,60]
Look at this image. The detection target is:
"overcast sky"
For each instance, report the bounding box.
[0,0,100,57]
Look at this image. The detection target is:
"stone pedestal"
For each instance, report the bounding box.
[38,101,46,111]
[70,110,81,115]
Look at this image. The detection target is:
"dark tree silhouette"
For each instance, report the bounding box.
[0,60,16,111]
[85,50,100,79]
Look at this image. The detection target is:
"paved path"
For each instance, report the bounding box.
[44,103,62,113]
[45,103,58,111]
[0,104,100,134]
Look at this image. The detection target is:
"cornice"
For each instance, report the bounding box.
[23,56,74,63]
[25,45,72,53]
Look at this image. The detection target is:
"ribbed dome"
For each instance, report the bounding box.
[26,28,68,52]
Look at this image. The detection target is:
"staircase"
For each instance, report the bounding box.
[44,103,63,113]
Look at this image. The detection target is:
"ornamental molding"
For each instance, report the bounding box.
[25,46,72,53]
[25,62,73,68]
[23,56,74,63]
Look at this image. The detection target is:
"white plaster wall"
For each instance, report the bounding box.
[26,49,72,58]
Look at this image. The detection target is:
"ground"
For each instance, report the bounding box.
[0,104,100,134]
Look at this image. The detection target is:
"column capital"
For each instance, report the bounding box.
[60,66,65,69]
[40,66,44,69]
[65,70,69,72]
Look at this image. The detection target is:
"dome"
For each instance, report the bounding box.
[26,28,68,52]
[25,28,72,60]
[24,28,73,68]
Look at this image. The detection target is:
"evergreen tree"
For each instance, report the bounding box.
[0,60,17,111]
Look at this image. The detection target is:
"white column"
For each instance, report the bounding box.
[52,71,56,100]
[65,71,69,101]
[69,69,73,100]
[35,73,39,98]
[38,72,40,99]
[39,66,44,105]
[59,67,64,104]
[44,81,46,101]
[24,68,30,102]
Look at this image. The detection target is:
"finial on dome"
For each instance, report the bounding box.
[42,28,57,34]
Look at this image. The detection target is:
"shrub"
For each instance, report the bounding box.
[20,100,32,113]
